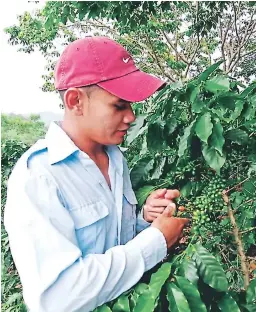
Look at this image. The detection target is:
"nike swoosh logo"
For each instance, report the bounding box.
[122,57,130,64]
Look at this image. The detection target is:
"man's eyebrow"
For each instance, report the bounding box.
[117,100,130,105]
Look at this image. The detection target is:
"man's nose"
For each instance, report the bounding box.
[123,106,136,124]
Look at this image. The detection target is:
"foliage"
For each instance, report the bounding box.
[1,114,46,311]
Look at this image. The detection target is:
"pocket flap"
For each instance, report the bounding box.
[124,188,138,205]
[70,201,109,229]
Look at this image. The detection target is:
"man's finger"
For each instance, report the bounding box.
[148,212,162,219]
[162,207,172,217]
[167,202,176,216]
[151,188,167,199]
[145,205,165,213]
[148,198,173,207]
[164,189,180,199]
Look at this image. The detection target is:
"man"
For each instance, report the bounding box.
[4,36,188,312]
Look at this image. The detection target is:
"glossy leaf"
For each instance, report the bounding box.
[151,157,166,180]
[218,293,240,312]
[130,157,155,189]
[192,98,205,114]
[147,119,165,152]
[210,121,225,156]
[195,112,213,144]
[178,120,196,158]
[95,304,112,312]
[194,243,228,292]
[202,144,226,174]
[134,283,149,295]
[134,262,171,312]
[190,85,200,103]
[205,75,230,93]
[240,83,256,98]
[113,295,130,312]
[229,100,244,121]
[126,115,146,146]
[246,278,256,304]
[165,117,178,135]
[177,258,199,285]
[174,276,207,312]
[166,282,191,312]
[242,304,256,312]
[198,60,223,82]
[226,129,249,145]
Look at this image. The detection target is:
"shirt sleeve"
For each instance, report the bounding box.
[136,206,151,234]
[4,171,167,312]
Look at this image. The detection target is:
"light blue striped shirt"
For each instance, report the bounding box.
[4,121,167,312]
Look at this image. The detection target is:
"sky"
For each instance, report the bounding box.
[0,1,63,114]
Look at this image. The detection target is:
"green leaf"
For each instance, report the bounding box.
[126,115,146,146]
[229,100,244,121]
[202,144,226,174]
[190,85,200,103]
[177,258,199,285]
[226,129,249,145]
[180,182,192,197]
[174,276,207,312]
[218,293,240,312]
[217,94,238,111]
[210,121,225,156]
[246,278,256,304]
[198,60,223,82]
[192,98,205,114]
[195,112,213,144]
[44,15,54,29]
[113,295,130,312]
[240,83,256,99]
[147,119,165,152]
[193,243,228,292]
[134,283,149,295]
[134,263,171,312]
[205,75,230,93]
[95,305,112,312]
[135,185,156,207]
[178,120,196,158]
[130,157,155,189]
[242,304,256,312]
[165,117,178,135]
[166,282,191,312]
[4,292,22,307]
[151,157,166,180]
[243,179,256,194]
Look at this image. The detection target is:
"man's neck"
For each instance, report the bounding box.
[61,119,105,160]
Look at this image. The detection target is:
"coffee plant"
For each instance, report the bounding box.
[1,65,256,311]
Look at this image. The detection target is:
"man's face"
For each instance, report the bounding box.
[79,86,136,145]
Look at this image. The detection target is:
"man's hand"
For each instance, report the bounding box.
[152,207,189,249]
[143,188,180,222]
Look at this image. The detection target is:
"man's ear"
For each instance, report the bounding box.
[64,88,87,116]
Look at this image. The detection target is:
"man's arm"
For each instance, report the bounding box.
[4,172,167,312]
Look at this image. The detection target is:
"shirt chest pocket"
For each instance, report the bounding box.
[69,201,109,255]
[121,188,138,244]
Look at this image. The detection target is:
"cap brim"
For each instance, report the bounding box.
[97,70,166,102]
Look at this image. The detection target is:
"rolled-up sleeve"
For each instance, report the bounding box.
[4,172,167,312]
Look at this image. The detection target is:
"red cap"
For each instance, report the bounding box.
[54,36,166,102]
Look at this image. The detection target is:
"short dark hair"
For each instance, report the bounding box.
[59,85,99,104]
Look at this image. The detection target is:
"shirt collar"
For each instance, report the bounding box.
[46,122,124,175]
[46,121,80,165]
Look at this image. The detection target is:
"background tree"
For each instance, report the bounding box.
[5,1,256,97]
